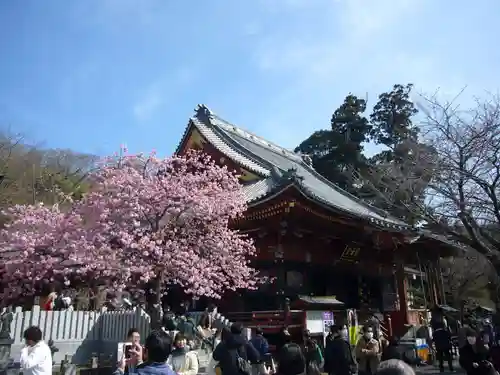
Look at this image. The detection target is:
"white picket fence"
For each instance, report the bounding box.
[8,305,151,365]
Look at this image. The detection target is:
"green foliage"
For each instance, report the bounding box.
[295,94,370,191]
[295,83,425,222]
[370,83,419,149]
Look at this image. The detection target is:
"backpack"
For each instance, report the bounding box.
[234,346,251,375]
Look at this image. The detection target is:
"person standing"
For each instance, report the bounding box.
[20,326,53,375]
[167,333,199,375]
[458,320,472,349]
[433,325,454,372]
[125,328,142,374]
[275,343,306,375]
[162,306,178,333]
[208,327,231,375]
[276,327,292,352]
[459,329,494,375]
[114,330,176,375]
[302,330,323,368]
[178,313,197,348]
[250,327,271,375]
[250,327,269,359]
[355,326,380,375]
[324,325,356,375]
[212,323,260,375]
[127,328,141,346]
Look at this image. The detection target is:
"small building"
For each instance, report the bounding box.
[176,105,457,337]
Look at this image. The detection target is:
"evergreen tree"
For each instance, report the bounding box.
[355,84,432,223]
[295,94,371,191]
[370,83,419,151]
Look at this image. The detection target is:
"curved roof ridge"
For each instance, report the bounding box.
[297,159,406,224]
[208,112,304,163]
[207,116,288,174]
[189,104,410,229]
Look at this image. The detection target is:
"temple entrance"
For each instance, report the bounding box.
[307,265,359,307]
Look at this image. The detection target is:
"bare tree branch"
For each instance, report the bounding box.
[441,251,497,306]
[357,91,500,264]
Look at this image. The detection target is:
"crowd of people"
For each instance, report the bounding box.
[113,320,431,375]
[16,305,500,375]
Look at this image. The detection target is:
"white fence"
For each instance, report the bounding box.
[8,306,151,365]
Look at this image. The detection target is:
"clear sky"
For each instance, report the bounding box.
[1,0,499,156]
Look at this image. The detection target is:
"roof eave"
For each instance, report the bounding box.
[175,119,196,155]
[246,180,410,231]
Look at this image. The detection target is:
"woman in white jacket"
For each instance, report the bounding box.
[167,333,199,375]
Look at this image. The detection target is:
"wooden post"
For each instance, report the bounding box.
[425,264,439,306]
[384,314,393,339]
[396,262,409,325]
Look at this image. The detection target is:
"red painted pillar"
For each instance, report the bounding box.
[396,263,409,326]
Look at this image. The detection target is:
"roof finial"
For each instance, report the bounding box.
[301,154,313,166]
[195,104,212,122]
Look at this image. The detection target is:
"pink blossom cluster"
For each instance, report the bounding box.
[0,150,259,301]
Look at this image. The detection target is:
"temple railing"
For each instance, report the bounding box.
[224,310,304,333]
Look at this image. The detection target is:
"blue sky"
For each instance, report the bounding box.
[1,0,499,157]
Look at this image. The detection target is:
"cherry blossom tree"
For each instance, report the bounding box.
[0,149,259,306]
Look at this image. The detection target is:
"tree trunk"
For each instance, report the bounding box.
[148,274,163,330]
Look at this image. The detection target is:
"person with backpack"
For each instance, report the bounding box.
[302,330,323,368]
[213,323,260,375]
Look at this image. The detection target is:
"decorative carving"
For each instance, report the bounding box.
[392,236,402,248]
[373,233,383,249]
[195,104,212,122]
[301,154,313,166]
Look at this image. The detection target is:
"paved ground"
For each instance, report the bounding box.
[196,350,464,375]
[415,366,463,375]
[197,349,211,374]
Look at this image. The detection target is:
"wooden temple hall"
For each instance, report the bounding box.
[176,105,458,334]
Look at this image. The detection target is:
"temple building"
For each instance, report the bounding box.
[176,105,457,337]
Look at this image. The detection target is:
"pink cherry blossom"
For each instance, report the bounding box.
[0,150,259,302]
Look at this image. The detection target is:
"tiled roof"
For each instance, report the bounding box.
[181,105,410,230]
[241,178,277,203]
[189,116,270,176]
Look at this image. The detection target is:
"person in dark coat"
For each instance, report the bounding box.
[460,330,494,375]
[276,326,293,352]
[302,330,323,368]
[276,343,306,375]
[213,323,260,375]
[162,305,177,332]
[433,325,454,372]
[250,327,269,359]
[324,325,356,375]
[381,337,403,362]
